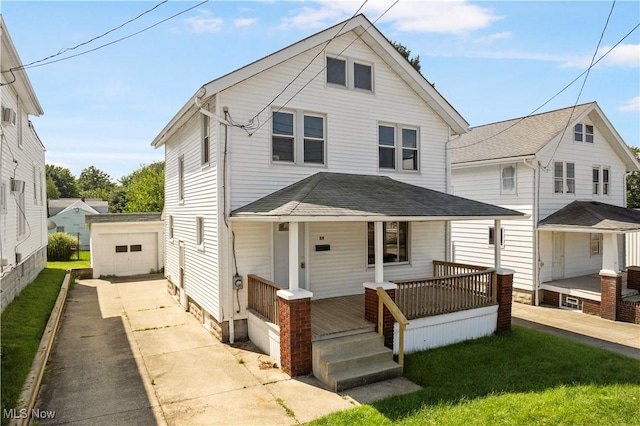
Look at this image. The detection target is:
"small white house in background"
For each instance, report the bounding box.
[85,213,164,279]
[0,16,47,312]
[47,199,100,250]
[450,102,640,314]
[48,198,108,216]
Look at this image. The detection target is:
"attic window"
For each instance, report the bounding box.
[327,55,374,92]
[326,57,346,86]
[574,124,593,143]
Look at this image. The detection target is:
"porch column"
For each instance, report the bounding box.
[628,266,640,291]
[600,233,621,321]
[288,222,299,291]
[496,268,514,333]
[375,221,384,283]
[494,219,501,269]
[363,282,397,349]
[277,288,313,377]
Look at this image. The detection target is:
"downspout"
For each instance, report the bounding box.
[444,131,459,262]
[522,159,540,306]
[622,171,632,270]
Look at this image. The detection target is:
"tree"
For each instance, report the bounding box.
[392,41,421,73]
[45,164,79,198]
[46,176,60,199]
[122,162,164,213]
[77,166,115,200]
[627,145,640,208]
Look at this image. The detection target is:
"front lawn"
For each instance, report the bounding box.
[310,326,640,426]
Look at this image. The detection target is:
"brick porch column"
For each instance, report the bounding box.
[277,289,313,377]
[496,269,514,333]
[627,266,640,291]
[364,282,397,349]
[600,272,621,321]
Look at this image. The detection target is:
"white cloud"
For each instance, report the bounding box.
[184,11,223,33]
[234,17,259,28]
[473,31,512,44]
[620,96,640,112]
[561,44,640,69]
[278,0,500,34]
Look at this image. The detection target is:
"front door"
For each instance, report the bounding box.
[552,232,565,280]
[273,223,306,289]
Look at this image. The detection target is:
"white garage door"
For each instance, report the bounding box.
[98,233,158,277]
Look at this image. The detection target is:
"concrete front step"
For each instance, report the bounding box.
[312,331,402,392]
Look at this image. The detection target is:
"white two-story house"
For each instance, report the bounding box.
[152,15,524,385]
[450,102,640,319]
[0,16,47,312]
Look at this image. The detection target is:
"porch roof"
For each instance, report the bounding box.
[231,172,526,221]
[537,201,640,233]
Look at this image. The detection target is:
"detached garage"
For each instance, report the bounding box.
[86,213,164,279]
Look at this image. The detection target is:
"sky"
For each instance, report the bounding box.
[1,0,639,181]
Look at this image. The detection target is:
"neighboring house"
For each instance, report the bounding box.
[152,14,524,387]
[86,213,164,279]
[450,102,640,322]
[47,199,99,250]
[0,16,47,312]
[48,198,108,216]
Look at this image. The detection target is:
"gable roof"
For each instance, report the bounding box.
[152,14,468,148]
[58,199,99,216]
[537,201,640,233]
[231,172,525,221]
[451,102,639,171]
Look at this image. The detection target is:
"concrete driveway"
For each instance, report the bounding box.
[34,277,419,425]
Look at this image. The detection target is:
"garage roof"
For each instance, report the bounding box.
[85,213,162,225]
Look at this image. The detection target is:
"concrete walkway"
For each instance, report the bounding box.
[34,277,420,425]
[512,303,640,359]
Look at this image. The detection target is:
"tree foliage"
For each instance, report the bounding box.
[46,176,60,199]
[46,165,79,198]
[627,145,640,208]
[392,41,421,73]
[77,166,114,199]
[121,162,164,213]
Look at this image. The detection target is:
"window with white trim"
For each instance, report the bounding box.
[590,233,602,256]
[378,124,419,171]
[272,110,325,165]
[326,57,346,86]
[554,161,575,194]
[574,123,594,143]
[196,216,204,249]
[592,166,600,195]
[169,215,174,240]
[500,164,517,194]
[603,167,610,195]
[488,226,505,246]
[326,56,373,92]
[17,101,23,148]
[0,181,6,214]
[17,192,26,237]
[367,222,409,265]
[201,113,210,166]
[178,156,185,202]
[592,165,610,196]
[33,165,37,204]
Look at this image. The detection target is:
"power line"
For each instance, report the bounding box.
[451,17,639,152]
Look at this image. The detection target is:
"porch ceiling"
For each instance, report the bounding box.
[231,172,526,221]
[537,201,640,233]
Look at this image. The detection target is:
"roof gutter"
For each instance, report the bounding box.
[452,155,536,169]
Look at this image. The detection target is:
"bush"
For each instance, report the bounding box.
[47,232,77,261]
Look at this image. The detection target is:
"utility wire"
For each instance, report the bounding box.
[451,18,639,152]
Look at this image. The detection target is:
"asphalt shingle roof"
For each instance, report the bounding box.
[538,201,640,232]
[85,213,162,224]
[451,103,595,164]
[231,172,525,219]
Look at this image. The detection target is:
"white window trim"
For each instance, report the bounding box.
[366,221,411,266]
[168,215,174,241]
[554,161,575,195]
[17,100,23,149]
[0,181,6,214]
[326,54,375,93]
[590,233,602,256]
[196,216,205,251]
[592,165,600,195]
[17,192,26,237]
[500,163,517,195]
[271,108,327,167]
[201,113,211,167]
[378,122,420,172]
[592,165,611,196]
[178,156,185,204]
[574,123,594,143]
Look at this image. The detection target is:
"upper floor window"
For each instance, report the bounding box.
[0,181,6,214]
[501,164,517,194]
[554,161,575,194]
[367,221,409,265]
[327,56,373,92]
[17,101,23,148]
[33,165,38,204]
[178,156,185,202]
[168,215,174,240]
[272,110,325,165]
[196,216,205,249]
[378,124,418,171]
[593,165,610,196]
[574,123,593,143]
[201,113,210,166]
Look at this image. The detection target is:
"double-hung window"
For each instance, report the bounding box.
[592,165,610,195]
[590,233,602,256]
[501,164,517,194]
[272,110,325,165]
[379,124,418,171]
[196,216,204,250]
[201,113,210,166]
[327,56,373,92]
[574,123,594,143]
[168,215,174,240]
[367,222,409,265]
[554,161,575,194]
[178,156,185,202]
[326,57,346,86]
[602,167,610,195]
[592,167,600,195]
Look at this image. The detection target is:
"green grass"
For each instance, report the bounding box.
[309,327,640,426]
[0,268,67,425]
[46,250,90,270]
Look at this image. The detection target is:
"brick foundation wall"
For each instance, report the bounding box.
[542,290,560,307]
[496,272,513,333]
[617,301,640,324]
[600,274,621,321]
[582,299,601,316]
[278,295,312,377]
[364,286,396,349]
[628,267,640,291]
[1,246,47,313]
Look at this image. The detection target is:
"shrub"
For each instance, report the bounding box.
[47,232,77,261]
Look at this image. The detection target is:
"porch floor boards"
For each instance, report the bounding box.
[311,295,374,341]
[541,272,635,297]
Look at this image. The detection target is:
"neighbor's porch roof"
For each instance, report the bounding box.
[537,201,640,234]
[230,172,526,222]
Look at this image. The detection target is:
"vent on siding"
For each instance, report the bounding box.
[561,294,581,311]
[1,107,17,126]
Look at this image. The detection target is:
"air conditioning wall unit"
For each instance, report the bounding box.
[10,178,25,193]
[1,107,17,126]
[15,252,22,264]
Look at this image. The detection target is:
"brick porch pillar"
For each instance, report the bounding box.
[496,269,514,333]
[600,272,621,321]
[364,282,397,349]
[277,289,313,377]
[627,266,640,291]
